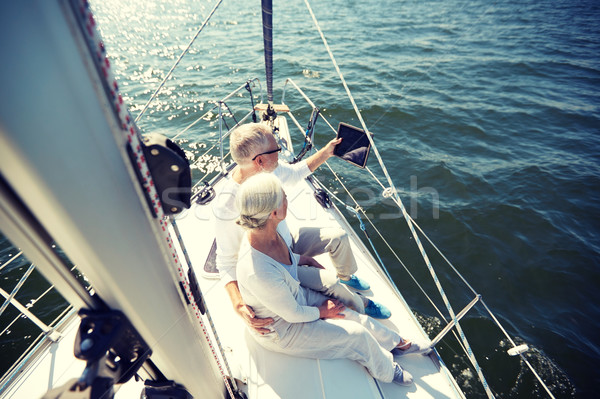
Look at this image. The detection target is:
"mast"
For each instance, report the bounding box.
[0,2,223,397]
[261,0,274,103]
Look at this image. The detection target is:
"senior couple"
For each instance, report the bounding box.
[213,123,429,386]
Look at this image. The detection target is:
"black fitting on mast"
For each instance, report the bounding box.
[262,103,278,122]
[42,309,152,399]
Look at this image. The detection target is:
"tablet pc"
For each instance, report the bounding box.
[333,122,372,168]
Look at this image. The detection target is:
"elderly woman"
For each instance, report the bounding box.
[235,173,427,386]
[214,123,390,339]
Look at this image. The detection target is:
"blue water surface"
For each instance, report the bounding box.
[1,0,599,397]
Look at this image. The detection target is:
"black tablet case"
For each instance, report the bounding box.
[334,122,372,168]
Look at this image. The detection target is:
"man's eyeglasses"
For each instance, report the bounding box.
[252,147,281,161]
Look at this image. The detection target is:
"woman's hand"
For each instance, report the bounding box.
[318,299,346,319]
[236,303,274,334]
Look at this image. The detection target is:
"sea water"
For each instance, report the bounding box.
[1,0,598,397]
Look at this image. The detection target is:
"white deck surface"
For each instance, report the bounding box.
[1,181,465,399]
[0,117,465,399]
[171,117,465,398]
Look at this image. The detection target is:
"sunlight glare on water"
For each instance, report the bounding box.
[1,0,598,397]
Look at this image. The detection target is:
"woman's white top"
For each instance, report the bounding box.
[212,160,310,285]
[237,231,320,336]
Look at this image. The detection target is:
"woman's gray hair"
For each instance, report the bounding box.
[230,123,272,165]
[236,173,283,230]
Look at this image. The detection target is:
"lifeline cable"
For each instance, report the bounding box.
[279,52,554,399]
[303,1,493,396]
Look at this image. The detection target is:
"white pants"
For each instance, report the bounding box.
[253,289,401,383]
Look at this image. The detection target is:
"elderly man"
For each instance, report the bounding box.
[213,123,390,333]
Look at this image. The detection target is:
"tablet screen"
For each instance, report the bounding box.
[333,123,372,168]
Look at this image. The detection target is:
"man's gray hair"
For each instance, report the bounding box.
[230,123,272,165]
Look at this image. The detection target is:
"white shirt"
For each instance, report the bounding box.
[212,160,311,285]
[237,232,320,336]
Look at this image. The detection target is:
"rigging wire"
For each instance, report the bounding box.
[283,79,553,395]
[286,129,480,392]
[0,251,23,273]
[303,1,492,395]
[285,82,453,331]
[304,128,553,397]
[135,0,224,123]
[172,79,261,142]
[0,264,78,337]
[286,92,464,328]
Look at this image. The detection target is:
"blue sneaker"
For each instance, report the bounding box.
[364,299,391,319]
[339,275,370,291]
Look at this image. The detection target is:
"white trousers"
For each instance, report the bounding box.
[297,266,365,314]
[292,225,365,313]
[253,289,401,383]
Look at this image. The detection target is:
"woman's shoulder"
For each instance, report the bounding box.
[238,241,276,269]
[238,240,281,274]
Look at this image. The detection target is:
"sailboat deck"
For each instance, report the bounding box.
[173,171,464,399]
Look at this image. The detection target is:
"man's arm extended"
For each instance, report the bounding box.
[305,137,342,172]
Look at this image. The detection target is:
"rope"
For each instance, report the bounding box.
[73,2,236,397]
[344,206,392,281]
[303,1,493,396]
[171,219,238,392]
[135,0,224,123]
